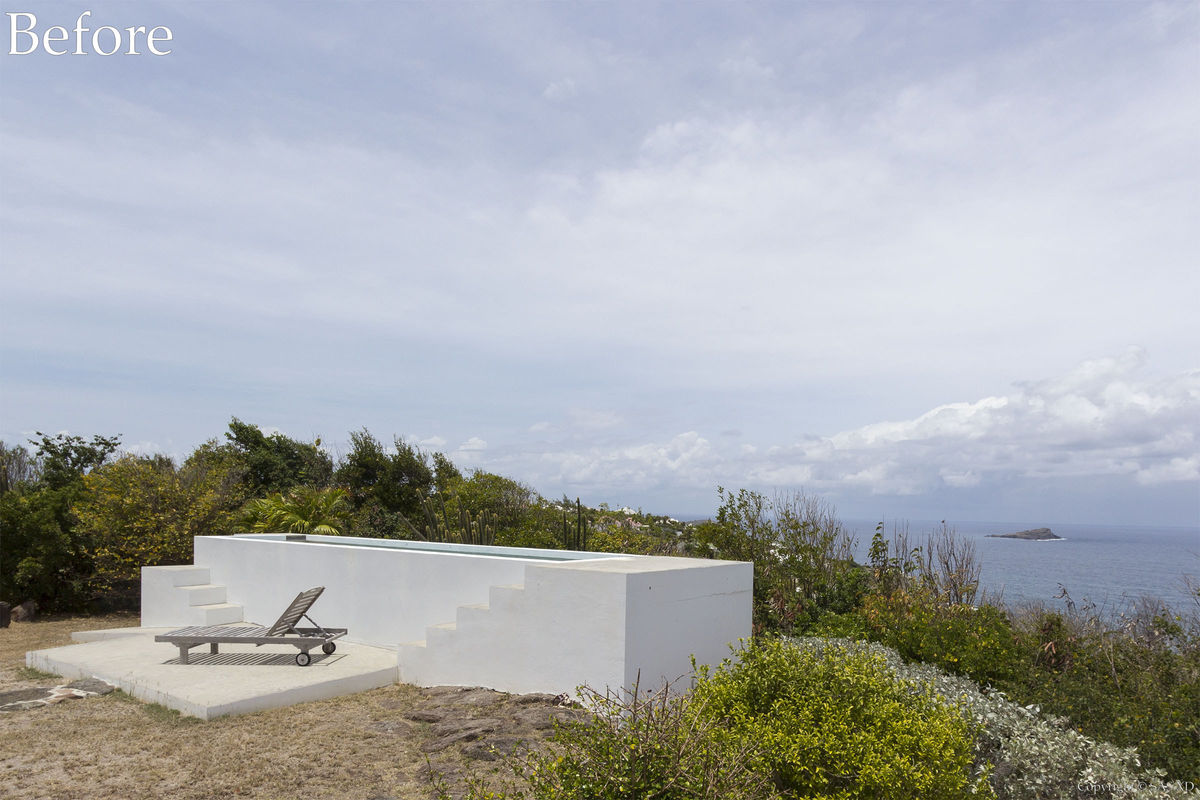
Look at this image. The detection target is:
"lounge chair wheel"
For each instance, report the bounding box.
[322,642,336,654]
[296,652,312,667]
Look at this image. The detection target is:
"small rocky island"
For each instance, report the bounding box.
[986,527,1063,541]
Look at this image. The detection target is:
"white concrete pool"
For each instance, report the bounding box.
[142,533,752,696]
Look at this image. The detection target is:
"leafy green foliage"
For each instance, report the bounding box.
[0,432,121,609]
[816,637,1197,800]
[0,440,40,495]
[1002,603,1200,783]
[0,485,92,609]
[238,486,350,535]
[692,638,992,799]
[692,488,864,633]
[30,431,121,489]
[224,417,331,496]
[335,428,434,530]
[857,589,1023,685]
[74,453,246,602]
[450,684,776,800]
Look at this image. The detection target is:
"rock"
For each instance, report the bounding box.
[404,710,444,723]
[0,687,55,706]
[431,718,501,737]
[462,735,529,761]
[427,687,502,708]
[422,719,502,753]
[986,527,1063,541]
[11,600,37,622]
[513,706,587,730]
[513,692,560,705]
[65,678,115,696]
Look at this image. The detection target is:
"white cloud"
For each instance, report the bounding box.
[543,78,577,102]
[457,437,488,452]
[471,352,1199,507]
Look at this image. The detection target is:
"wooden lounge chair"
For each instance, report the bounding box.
[154,586,347,666]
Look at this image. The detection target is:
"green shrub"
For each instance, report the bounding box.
[692,638,992,799]
[808,611,872,640]
[859,590,1023,685]
[1004,606,1200,784]
[813,637,1197,799]
[450,683,774,800]
[693,488,863,634]
[0,485,93,610]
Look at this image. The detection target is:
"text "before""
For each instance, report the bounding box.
[8,11,173,56]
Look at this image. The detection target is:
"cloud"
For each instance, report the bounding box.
[543,78,578,101]
[759,349,1200,493]
[473,352,1199,507]
[457,437,488,452]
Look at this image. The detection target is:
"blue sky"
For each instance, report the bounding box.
[2,1,1197,526]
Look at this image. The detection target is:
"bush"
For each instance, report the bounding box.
[0,486,93,610]
[449,683,774,800]
[858,590,1024,685]
[74,454,247,600]
[692,638,992,799]
[693,488,862,634]
[1004,604,1200,784]
[810,637,1197,800]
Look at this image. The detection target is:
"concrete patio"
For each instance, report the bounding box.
[26,626,398,720]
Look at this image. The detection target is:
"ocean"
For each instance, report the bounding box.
[842,519,1200,616]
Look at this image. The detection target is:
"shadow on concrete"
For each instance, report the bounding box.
[163,652,346,667]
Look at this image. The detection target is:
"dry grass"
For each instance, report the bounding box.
[0,616,482,800]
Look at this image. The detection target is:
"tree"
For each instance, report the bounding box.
[431,451,462,494]
[334,429,435,528]
[73,452,247,605]
[0,432,121,610]
[0,485,92,610]
[0,441,40,495]
[31,431,121,489]
[224,418,331,496]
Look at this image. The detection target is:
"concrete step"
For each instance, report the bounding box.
[426,621,457,647]
[196,602,243,625]
[488,584,526,614]
[182,584,227,606]
[146,564,211,587]
[456,603,490,630]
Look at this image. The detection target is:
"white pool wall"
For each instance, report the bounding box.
[148,534,753,696]
[192,534,540,645]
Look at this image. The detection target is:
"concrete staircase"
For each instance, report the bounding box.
[141,565,244,628]
[399,583,528,687]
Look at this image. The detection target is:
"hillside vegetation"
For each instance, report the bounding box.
[2,420,1197,794]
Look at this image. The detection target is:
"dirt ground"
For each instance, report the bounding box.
[0,615,572,800]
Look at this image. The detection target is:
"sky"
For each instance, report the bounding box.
[1,1,1197,527]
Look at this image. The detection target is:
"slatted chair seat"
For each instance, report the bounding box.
[154,587,347,666]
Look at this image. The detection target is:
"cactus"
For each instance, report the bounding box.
[417,492,495,545]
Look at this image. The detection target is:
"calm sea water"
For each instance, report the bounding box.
[842,519,1200,615]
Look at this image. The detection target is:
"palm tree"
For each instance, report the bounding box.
[239,486,350,535]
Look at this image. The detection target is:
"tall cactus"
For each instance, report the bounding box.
[417,492,495,545]
[561,497,588,550]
